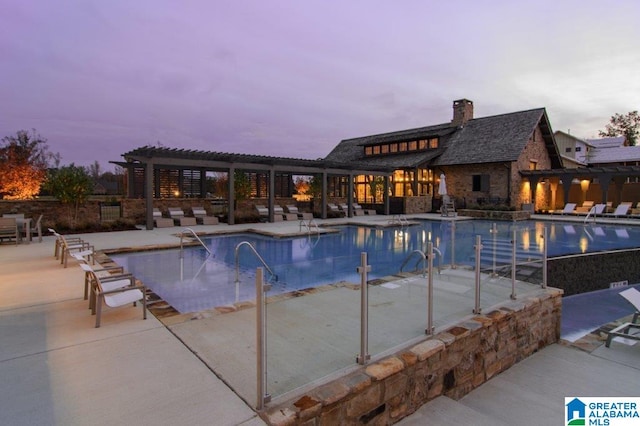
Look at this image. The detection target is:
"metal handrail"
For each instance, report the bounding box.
[299,219,320,236]
[180,228,212,257]
[388,215,409,226]
[399,250,427,276]
[235,241,277,283]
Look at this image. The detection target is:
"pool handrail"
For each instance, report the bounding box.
[180,228,212,257]
[235,241,277,283]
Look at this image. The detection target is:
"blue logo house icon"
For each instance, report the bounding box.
[567,398,586,424]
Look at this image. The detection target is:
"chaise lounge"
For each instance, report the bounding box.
[605,287,640,348]
[191,206,219,225]
[168,207,196,226]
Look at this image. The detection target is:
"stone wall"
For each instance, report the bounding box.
[548,249,640,296]
[262,288,562,425]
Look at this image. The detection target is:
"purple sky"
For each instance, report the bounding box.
[1,1,639,171]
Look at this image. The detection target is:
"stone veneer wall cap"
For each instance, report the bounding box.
[409,339,445,361]
[461,320,483,331]
[502,301,526,312]
[365,356,405,381]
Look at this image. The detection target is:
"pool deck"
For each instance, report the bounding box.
[2,213,640,425]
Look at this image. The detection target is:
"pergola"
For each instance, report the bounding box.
[115,146,394,230]
[521,165,640,208]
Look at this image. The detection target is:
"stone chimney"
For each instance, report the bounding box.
[451,99,474,127]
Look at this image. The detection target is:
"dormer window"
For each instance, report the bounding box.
[364,137,438,157]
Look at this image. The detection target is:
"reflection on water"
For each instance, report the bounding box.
[111,220,640,313]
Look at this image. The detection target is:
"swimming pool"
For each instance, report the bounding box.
[110,220,640,313]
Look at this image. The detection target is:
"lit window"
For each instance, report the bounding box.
[380,144,389,154]
[418,140,427,149]
[408,141,417,151]
[529,161,537,170]
[373,145,380,154]
[365,146,373,156]
[389,143,398,153]
[429,138,438,149]
[399,142,408,152]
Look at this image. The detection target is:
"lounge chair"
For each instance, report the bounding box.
[592,204,606,216]
[605,287,640,347]
[255,205,269,219]
[153,208,174,228]
[191,207,219,225]
[327,203,344,217]
[88,269,146,328]
[287,205,313,220]
[352,203,366,216]
[281,206,297,221]
[0,217,19,245]
[168,207,196,226]
[575,201,594,214]
[605,202,632,218]
[273,205,285,221]
[557,203,576,215]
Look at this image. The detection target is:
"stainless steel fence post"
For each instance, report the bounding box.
[426,242,435,335]
[490,222,498,277]
[356,252,371,365]
[473,235,482,314]
[451,220,456,269]
[542,226,548,288]
[511,228,517,300]
[256,267,270,409]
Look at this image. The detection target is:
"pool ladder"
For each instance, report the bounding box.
[399,247,442,276]
[388,215,410,226]
[299,219,320,236]
[235,241,277,283]
[179,228,212,257]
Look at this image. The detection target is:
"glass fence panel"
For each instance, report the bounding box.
[265,253,361,400]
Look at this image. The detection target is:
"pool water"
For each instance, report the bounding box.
[110,220,640,313]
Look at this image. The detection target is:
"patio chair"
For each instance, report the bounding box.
[352,203,366,216]
[49,229,94,267]
[153,208,174,228]
[88,269,146,328]
[27,214,43,242]
[281,205,297,221]
[191,206,218,225]
[255,205,269,221]
[168,207,196,226]
[605,287,640,347]
[327,203,344,217]
[0,217,19,245]
[605,202,632,218]
[78,261,126,303]
[559,203,577,215]
[575,201,594,214]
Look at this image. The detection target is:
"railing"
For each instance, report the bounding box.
[299,218,320,236]
[388,214,409,226]
[235,241,277,283]
[253,223,550,408]
[179,228,212,257]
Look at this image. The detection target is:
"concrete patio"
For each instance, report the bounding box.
[1,214,639,425]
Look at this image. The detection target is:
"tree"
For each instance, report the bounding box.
[44,164,94,228]
[0,129,58,199]
[233,170,252,201]
[599,111,640,146]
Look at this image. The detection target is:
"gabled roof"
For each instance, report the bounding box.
[323,123,455,168]
[585,136,625,148]
[325,107,562,169]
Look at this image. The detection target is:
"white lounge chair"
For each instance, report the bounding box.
[606,287,640,347]
[559,203,577,215]
[327,203,344,217]
[575,201,594,214]
[89,269,146,328]
[606,202,632,218]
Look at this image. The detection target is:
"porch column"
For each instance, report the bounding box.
[528,176,540,209]
[347,174,354,217]
[599,173,612,207]
[321,172,328,219]
[145,161,154,230]
[268,168,275,222]
[384,175,390,215]
[228,167,235,225]
[559,173,575,205]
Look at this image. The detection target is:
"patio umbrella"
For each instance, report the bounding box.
[438,173,447,196]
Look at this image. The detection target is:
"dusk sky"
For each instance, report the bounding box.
[1,1,639,170]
